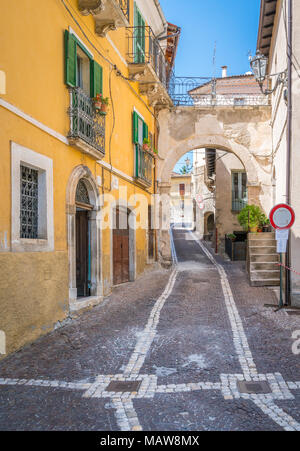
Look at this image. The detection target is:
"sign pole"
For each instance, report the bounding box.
[279,253,283,309]
[269,204,295,312]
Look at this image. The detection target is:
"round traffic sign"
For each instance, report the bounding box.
[269,204,295,230]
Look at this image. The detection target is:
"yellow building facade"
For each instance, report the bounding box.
[0,0,175,356]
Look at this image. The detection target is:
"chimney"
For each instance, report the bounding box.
[221,66,228,78]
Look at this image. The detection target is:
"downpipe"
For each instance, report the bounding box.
[286,0,292,306]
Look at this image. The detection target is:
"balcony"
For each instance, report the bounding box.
[68,87,105,160]
[135,144,154,187]
[78,0,130,37]
[126,26,173,109]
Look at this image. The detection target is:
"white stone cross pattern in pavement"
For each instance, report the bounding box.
[1,230,300,431]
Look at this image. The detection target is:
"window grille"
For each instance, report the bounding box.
[20,165,38,239]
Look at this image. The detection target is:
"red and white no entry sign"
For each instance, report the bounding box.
[269,204,295,230]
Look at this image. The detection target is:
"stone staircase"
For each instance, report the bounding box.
[248,232,280,287]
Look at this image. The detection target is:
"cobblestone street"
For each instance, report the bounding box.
[1,229,300,431]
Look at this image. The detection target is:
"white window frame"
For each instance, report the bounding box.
[11,142,54,252]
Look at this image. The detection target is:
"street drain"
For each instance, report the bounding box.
[106,381,141,393]
[237,381,272,394]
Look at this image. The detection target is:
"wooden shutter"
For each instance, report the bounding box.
[133,111,139,144]
[143,122,148,141]
[90,60,103,98]
[65,30,77,88]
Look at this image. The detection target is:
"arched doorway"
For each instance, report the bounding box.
[75,180,93,297]
[66,166,102,311]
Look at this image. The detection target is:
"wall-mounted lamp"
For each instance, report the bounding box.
[250,51,287,95]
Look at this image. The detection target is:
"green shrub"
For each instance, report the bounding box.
[238,205,269,231]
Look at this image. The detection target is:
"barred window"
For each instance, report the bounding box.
[20,165,38,239]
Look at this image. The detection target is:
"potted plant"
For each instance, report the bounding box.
[100,96,109,114]
[143,138,151,151]
[227,233,237,241]
[93,94,103,110]
[237,205,266,233]
[93,94,109,114]
[259,213,270,232]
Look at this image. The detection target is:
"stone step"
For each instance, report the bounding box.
[250,270,280,280]
[250,279,281,287]
[249,246,278,255]
[248,232,275,240]
[251,254,279,263]
[251,262,280,271]
[249,239,277,247]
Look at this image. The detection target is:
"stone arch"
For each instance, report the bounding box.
[66,165,102,312]
[158,136,259,187]
[204,211,215,236]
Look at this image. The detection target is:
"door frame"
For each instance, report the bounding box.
[111,204,136,287]
[66,166,103,312]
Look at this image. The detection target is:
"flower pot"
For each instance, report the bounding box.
[143,144,150,151]
[250,226,258,233]
[94,102,102,110]
[100,103,108,114]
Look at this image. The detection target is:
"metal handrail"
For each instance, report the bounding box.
[68,87,105,155]
[126,26,172,89]
[168,76,271,107]
[135,144,153,186]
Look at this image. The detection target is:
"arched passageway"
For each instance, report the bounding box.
[156,106,273,265]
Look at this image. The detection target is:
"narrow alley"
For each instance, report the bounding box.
[0,229,299,432]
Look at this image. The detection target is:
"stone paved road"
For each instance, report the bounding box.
[0,229,300,431]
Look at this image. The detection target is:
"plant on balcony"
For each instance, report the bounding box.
[143,138,151,151]
[93,94,110,114]
[238,205,268,233]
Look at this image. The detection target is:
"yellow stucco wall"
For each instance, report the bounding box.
[0,0,157,357]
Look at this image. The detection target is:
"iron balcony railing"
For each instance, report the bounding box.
[232,199,248,212]
[127,26,172,89]
[68,87,105,155]
[168,76,271,107]
[117,0,130,22]
[135,144,153,186]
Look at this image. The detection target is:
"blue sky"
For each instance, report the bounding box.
[160,0,261,78]
[163,0,261,172]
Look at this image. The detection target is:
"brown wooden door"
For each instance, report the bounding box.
[76,211,89,297]
[113,209,130,285]
[148,205,155,260]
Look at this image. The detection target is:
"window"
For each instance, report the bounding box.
[11,142,54,252]
[134,3,145,63]
[179,184,185,196]
[20,166,39,239]
[234,98,245,106]
[232,171,247,212]
[65,30,102,98]
[132,111,152,185]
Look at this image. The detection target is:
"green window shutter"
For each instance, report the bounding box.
[143,121,148,141]
[133,112,139,144]
[90,60,103,98]
[65,30,77,88]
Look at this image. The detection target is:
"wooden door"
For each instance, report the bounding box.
[113,209,130,285]
[76,211,89,297]
[148,205,155,260]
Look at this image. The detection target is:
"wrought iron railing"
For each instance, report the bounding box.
[135,144,153,186]
[168,76,271,107]
[232,199,248,212]
[117,0,129,22]
[126,26,172,89]
[68,87,105,155]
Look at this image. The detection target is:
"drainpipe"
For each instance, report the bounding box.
[286,0,292,305]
